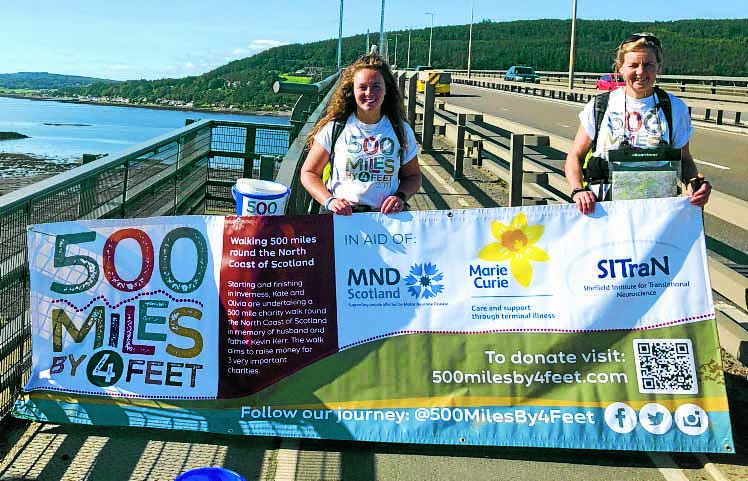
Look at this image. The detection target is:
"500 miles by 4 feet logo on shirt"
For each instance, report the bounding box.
[344,134,397,183]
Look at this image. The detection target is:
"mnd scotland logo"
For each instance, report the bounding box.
[404,263,445,299]
[476,212,549,288]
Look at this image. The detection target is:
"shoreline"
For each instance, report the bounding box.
[0,152,78,196]
[0,92,292,118]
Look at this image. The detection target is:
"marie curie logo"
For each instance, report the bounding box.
[475,212,549,288]
[404,263,445,299]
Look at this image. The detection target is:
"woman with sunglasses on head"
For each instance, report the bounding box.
[564,33,712,214]
[301,53,421,216]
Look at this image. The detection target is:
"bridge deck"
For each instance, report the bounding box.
[2,118,747,480]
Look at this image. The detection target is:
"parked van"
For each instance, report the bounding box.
[415,66,452,96]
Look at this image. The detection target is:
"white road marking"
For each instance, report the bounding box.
[715,301,748,323]
[647,453,690,481]
[696,454,732,481]
[420,161,471,207]
[274,437,300,481]
[694,158,730,170]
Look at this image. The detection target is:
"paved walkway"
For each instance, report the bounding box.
[409,133,509,211]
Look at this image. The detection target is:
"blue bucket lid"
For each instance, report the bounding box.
[174,466,246,481]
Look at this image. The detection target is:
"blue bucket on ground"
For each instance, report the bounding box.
[232,178,290,216]
[175,466,246,481]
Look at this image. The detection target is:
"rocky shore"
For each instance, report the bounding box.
[0,131,29,140]
[0,152,78,196]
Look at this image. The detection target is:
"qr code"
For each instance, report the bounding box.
[633,339,698,394]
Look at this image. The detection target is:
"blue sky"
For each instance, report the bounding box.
[2,0,743,81]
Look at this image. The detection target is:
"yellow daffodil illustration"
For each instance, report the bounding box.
[478,212,549,287]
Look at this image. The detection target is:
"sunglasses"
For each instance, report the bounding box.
[619,33,662,48]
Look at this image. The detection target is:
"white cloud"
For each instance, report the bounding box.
[106,64,134,71]
[228,39,284,59]
[247,39,284,51]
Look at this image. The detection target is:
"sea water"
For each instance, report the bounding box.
[0,96,289,164]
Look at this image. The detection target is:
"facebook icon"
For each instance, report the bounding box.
[605,403,637,434]
[616,408,627,428]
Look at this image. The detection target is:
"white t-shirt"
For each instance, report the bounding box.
[579,88,693,161]
[314,114,418,208]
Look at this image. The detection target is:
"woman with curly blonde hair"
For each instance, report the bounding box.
[565,32,711,214]
[301,53,421,215]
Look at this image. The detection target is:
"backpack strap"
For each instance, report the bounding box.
[323,120,346,185]
[653,86,673,146]
[582,91,611,184]
[329,119,345,161]
[591,91,611,153]
[331,120,345,148]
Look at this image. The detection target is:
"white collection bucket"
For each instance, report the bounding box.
[232,178,290,216]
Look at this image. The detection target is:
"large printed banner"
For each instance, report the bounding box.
[16,197,734,452]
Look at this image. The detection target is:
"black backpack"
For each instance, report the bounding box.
[583,86,673,183]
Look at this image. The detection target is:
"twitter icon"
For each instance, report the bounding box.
[648,411,664,426]
[640,403,672,435]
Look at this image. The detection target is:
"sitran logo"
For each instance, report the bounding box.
[477,213,549,287]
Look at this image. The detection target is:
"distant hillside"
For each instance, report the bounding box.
[0,72,118,90]
[57,18,748,111]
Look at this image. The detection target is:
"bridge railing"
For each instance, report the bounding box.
[275,71,342,142]
[276,73,342,215]
[447,70,748,97]
[0,119,294,419]
[451,75,746,127]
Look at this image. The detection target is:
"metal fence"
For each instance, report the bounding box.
[449,70,748,95]
[0,119,292,419]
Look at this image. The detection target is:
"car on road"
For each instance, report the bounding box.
[596,73,626,90]
[504,66,541,83]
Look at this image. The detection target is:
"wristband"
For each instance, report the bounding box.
[570,187,590,200]
[394,191,407,202]
[324,196,336,210]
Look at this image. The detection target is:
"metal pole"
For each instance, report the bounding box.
[380,0,385,50]
[454,113,466,180]
[426,12,435,66]
[366,30,370,54]
[393,34,400,67]
[467,0,474,78]
[337,0,343,69]
[407,29,412,69]
[510,134,525,207]
[423,82,436,150]
[568,0,577,89]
